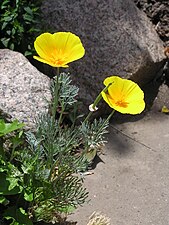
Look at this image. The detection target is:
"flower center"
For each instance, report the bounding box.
[115,100,128,108]
[107,91,129,108]
[55,58,64,65]
[51,49,68,66]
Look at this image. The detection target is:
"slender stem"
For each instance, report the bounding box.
[96,109,115,136]
[52,67,60,122]
[9,146,15,162]
[55,70,59,110]
[48,161,56,181]
[84,82,113,123]
[104,109,115,123]
[58,104,64,127]
[84,111,92,123]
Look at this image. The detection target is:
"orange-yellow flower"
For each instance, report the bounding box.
[101,76,145,114]
[33,32,85,67]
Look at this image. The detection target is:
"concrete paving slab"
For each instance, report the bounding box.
[68,110,169,225]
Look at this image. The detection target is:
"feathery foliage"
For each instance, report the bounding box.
[0,73,109,224]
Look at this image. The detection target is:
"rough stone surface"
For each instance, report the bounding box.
[41,0,166,111]
[133,0,169,46]
[0,49,51,128]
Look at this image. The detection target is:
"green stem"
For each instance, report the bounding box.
[48,162,56,181]
[96,109,115,136]
[84,83,113,123]
[9,146,15,162]
[83,111,92,123]
[104,109,115,124]
[58,104,64,127]
[52,67,60,123]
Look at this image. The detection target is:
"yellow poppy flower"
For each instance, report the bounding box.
[101,76,145,114]
[33,32,85,67]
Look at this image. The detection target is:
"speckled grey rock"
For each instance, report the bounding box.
[0,49,51,129]
[41,0,166,111]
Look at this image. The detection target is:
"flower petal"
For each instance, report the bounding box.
[34,32,85,67]
[34,33,56,61]
[123,100,145,114]
[102,76,145,114]
[53,32,85,64]
[33,56,69,67]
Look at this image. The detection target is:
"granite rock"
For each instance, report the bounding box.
[40,0,166,112]
[0,49,51,128]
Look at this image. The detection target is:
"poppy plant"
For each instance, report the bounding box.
[33,32,85,67]
[101,76,145,114]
